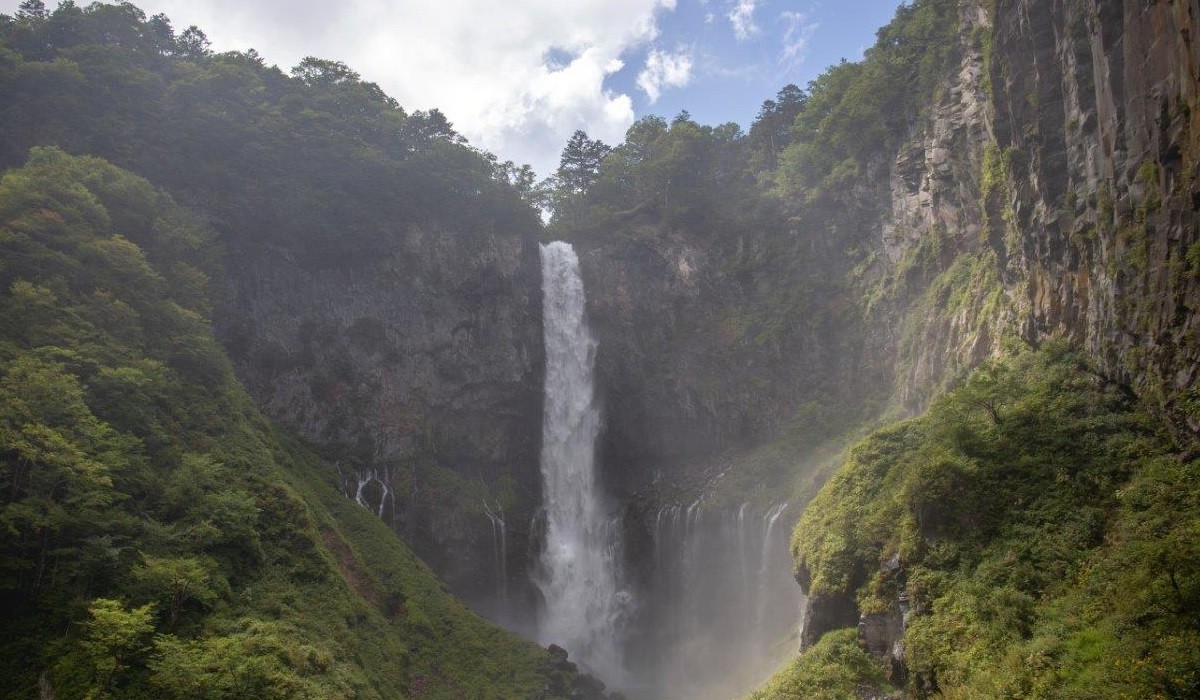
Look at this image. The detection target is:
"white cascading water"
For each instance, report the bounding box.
[636,500,804,699]
[537,241,627,683]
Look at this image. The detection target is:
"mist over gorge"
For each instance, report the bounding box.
[0,0,1197,699]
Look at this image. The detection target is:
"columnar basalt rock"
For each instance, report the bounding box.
[878,0,1199,420]
[799,0,1200,675]
[990,0,1200,433]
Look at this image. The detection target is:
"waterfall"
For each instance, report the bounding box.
[483,500,508,622]
[536,241,626,683]
[757,502,790,634]
[353,467,394,520]
[633,500,803,700]
[534,241,800,696]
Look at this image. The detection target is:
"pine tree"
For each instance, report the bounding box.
[16,1,47,20]
[556,130,610,196]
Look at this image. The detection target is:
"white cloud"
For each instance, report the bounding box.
[636,48,693,103]
[780,11,818,66]
[40,0,680,177]
[727,0,759,41]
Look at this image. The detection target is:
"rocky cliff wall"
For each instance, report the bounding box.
[801,0,1200,666]
[993,0,1200,434]
[574,217,888,501]
[878,0,1200,429]
[217,223,544,617]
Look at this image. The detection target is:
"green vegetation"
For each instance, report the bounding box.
[539,0,959,242]
[778,344,1199,698]
[0,1,541,267]
[0,149,599,699]
[747,628,893,700]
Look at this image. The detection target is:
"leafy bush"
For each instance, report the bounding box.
[748,628,891,700]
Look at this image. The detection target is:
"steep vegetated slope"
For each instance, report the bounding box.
[0,2,546,617]
[742,0,1200,696]
[0,148,601,698]
[782,344,1198,698]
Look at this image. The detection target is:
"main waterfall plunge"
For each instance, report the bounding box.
[537,241,629,682]
[534,241,804,698]
[343,241,805,697]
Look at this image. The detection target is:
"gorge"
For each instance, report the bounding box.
[0,0,1197,698]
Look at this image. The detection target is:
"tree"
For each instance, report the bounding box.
[175,25,210,59]
[291,56,360,86]
[495,160,538,204]
[406,108,464,143]
[77,598,156,695]
[555,130,610,196]
[748,84,807,169]
[16,1,47,21]
[132,554,225,629]
[146,13,174,52]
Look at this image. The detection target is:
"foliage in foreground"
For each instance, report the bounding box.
[0,149,598,699]
[764,344,1200,699]
[747,628,892,700]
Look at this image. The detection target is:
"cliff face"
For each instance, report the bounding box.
[574,224,885,498]
[992,0,1200,432]
[218,223,544,615]
[799,0,1200,670]
[574,232,715,494]
[879,0,1200,424]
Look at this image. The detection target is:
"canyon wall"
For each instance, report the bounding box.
[881,0,1199,417]
[218,223,546,620]
[798,0,1200,660]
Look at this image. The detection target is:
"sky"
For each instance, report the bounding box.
[2,0,904,177]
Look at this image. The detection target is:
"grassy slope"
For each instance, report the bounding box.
[0,149,582,699]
